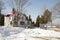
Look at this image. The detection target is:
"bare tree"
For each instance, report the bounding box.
[7,0,15,9]
[14,0,29,12]
[8,0,30,13]
[0,1,4,13]
[52,2,60,23]
[52,2,60,15]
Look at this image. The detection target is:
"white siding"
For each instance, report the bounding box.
[4,17,12,27]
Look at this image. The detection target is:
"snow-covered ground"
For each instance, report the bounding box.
[0,26,60,40]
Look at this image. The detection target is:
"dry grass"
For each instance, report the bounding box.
[47,27,60,32]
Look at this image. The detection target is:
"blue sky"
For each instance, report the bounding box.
[1,0,60,22]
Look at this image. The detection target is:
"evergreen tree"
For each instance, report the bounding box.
[28,15,32,21]
[0,1,4,26]
[36,15,40,27]
[44,9,52,22]
[0,13,4,26]
[32,21,35,26]
[43,9,52,29]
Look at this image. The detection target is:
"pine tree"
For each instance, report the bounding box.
[0,1,4,26]
[28,15,32,22]
[0,12,4,26]
[36,15,40,27]
[43,9,52,29]
[44,9,52,22]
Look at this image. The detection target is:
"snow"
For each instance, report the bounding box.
[0,26,60,40]
[0,33,4,40]
[22,28,60,37]
[4,27,25,37]
[5,27,60,40]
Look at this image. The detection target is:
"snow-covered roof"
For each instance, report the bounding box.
[5,12,15,17]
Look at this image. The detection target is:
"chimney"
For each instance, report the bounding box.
[12,8,15,12]
[12,8,15,14]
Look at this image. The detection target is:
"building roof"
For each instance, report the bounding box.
[5,12,15,17]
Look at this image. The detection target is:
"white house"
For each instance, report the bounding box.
[4,13,13,27]
[4,9,32,27]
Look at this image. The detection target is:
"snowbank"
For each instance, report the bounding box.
[4,27,25,37]
[5,28,60,40]
[23,28,60,37]
[0,33,4,40]
[0,27,60,40]
[5,33,26,40]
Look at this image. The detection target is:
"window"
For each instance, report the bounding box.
[20,21,25,25]
[27,21,30,25]
[14,16,16,20]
